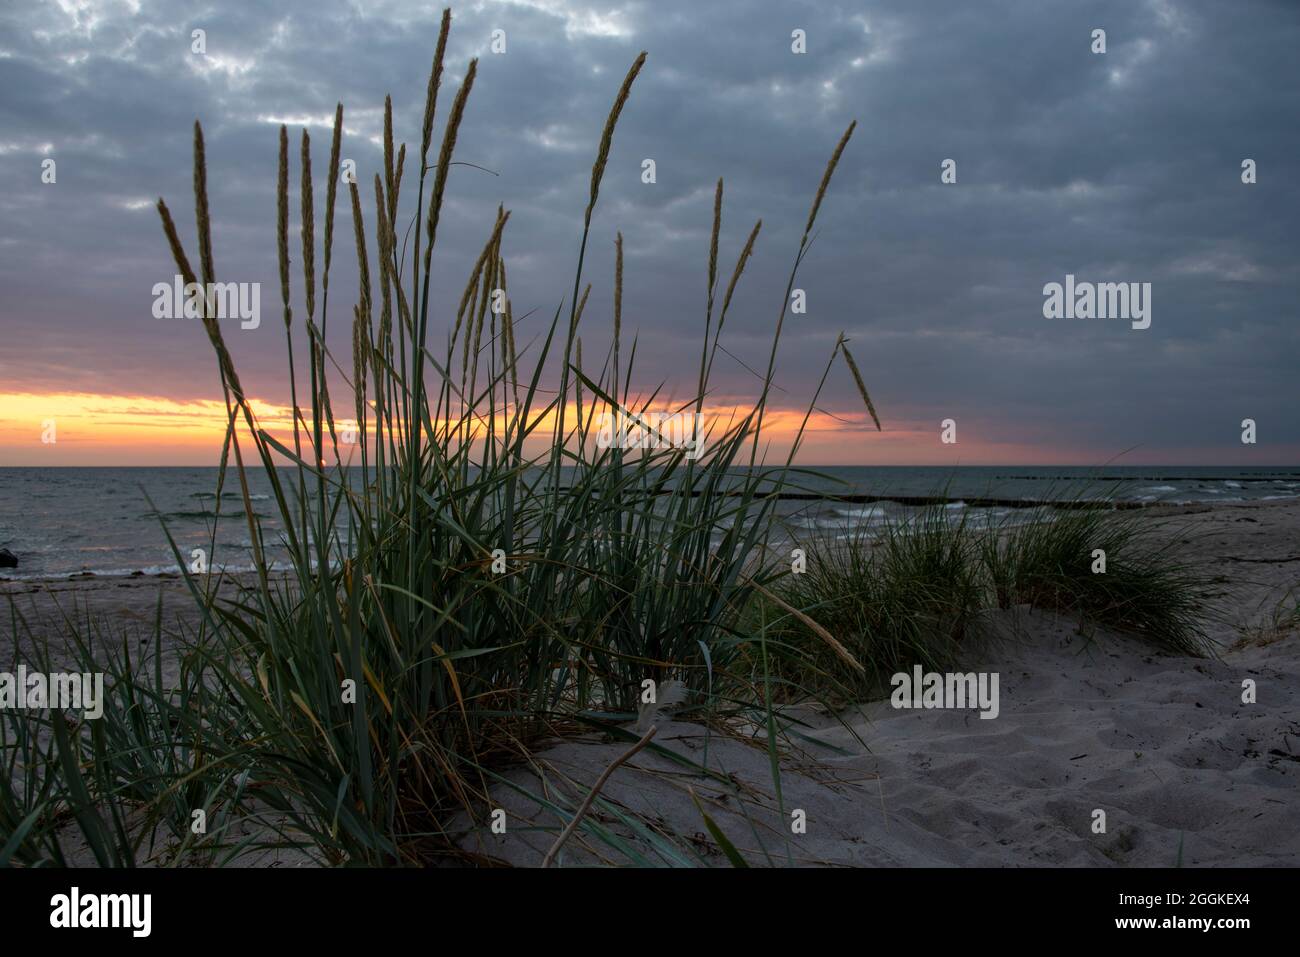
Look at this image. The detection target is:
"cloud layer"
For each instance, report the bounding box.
[1,0,1297,464]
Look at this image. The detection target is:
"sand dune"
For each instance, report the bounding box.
[456,619,1298,866]
[459,502,1300,867]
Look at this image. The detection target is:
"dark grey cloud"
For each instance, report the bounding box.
[1,0,1297,462]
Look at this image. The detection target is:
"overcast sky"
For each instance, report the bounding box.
[1,0,1297,465]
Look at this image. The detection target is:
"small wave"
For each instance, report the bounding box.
[1141,485,1178,492]
[152,510,271,520]
[836,505,886,520]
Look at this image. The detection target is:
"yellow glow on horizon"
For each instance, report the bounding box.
[13,388,1097,468]
[0,391,295,465]
[0,390,891,465]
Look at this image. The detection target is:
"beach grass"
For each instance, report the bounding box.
[761,503,1215,704]
[758,505,987,701]
[981,507,1214,656]
[2,8,866,866]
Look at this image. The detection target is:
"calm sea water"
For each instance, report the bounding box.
[1,465,1297,579]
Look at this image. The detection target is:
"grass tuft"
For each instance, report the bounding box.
[2,11,870,867]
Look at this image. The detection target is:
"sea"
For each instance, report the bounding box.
[1,465,1297,580]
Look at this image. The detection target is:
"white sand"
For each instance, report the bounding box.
[458,501,1300,866]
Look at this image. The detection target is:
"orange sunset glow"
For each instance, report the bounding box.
[0,389,1079,467]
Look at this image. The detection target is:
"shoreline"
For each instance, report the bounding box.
[4,498,1298,637]
[4,495,1298,587]
[608,489,1300,509]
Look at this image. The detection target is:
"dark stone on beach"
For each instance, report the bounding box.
[0,549,16,568]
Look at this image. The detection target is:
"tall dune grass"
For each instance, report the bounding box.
[2,9,871,866]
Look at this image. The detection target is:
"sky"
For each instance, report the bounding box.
[1,0,1297,466]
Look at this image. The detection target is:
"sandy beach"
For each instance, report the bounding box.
[5,499,1298,867]
[2,572,250,654]
[461,499,1300,866]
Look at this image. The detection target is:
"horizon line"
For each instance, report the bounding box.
[4,463,1299,470]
